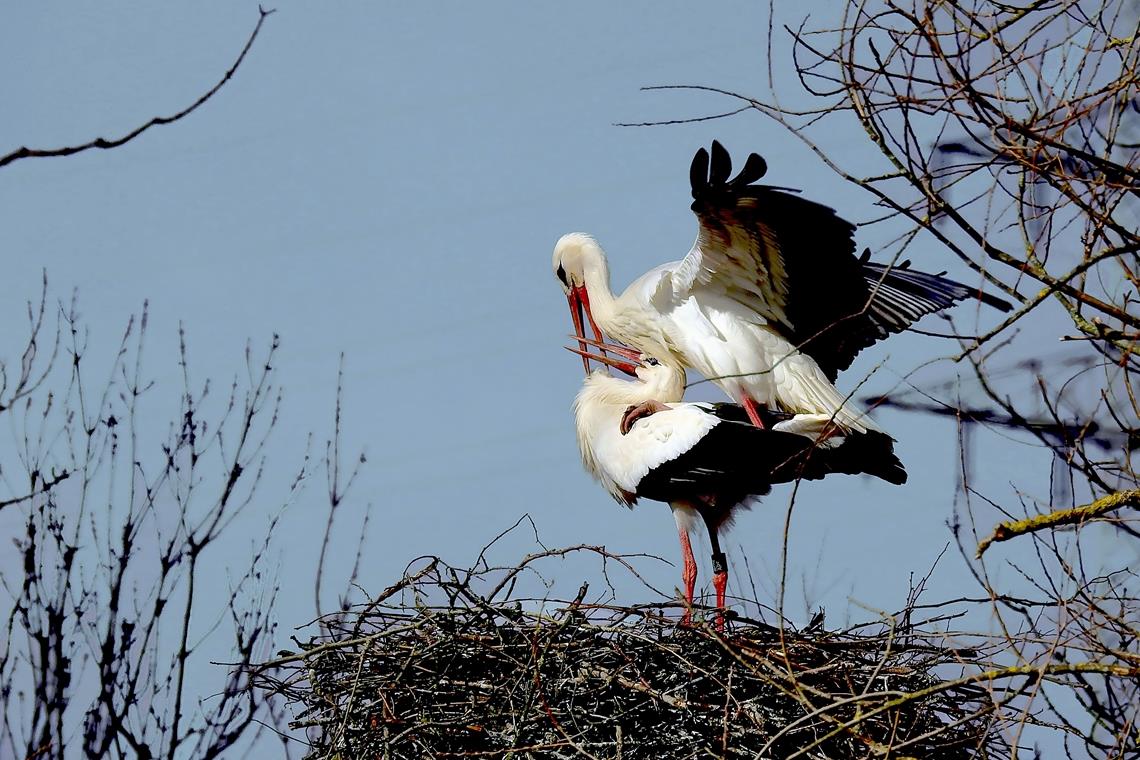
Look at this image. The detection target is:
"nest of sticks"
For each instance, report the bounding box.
[255,545,1010,759]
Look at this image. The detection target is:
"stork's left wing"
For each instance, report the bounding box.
[663,140,865,336]
[665,141,1012,380]
[635,419,905,506]
[635,421,791,505]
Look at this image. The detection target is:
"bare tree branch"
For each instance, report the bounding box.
[0,7,275,171]
[977,488,1140,557]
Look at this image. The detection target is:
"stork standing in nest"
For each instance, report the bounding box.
[566,339,907,626]
[554,141,1011,437]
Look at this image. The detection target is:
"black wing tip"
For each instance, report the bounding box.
[689,147,710,199]
[690,141,770,199]
[709,140,732,186]
[881,459,908,485]
[735,152,768,187]
[859,453,907,485]
[982,291,1015,312]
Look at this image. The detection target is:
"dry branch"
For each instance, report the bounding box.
[0,7,273,170]
[976,488,1140,557]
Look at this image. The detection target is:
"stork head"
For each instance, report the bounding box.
[631,354,685,401]
[552,232,606,295]
[554,233,609,371]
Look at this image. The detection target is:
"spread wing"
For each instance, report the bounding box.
[665,141,1012,380]
[809,253,1011,378]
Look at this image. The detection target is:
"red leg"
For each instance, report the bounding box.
[742,395,766,429]
[712,571,728,632]
[678,528,697,625]
[710,551,729,632]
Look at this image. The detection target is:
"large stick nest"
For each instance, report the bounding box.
[254,546,1010,759]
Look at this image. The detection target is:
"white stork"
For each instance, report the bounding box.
[566,339,907,626]
[554,141,1011,437]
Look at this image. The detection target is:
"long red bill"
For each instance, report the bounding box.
[563,345,638,377]
[566,291,590,372]
[577,287,605,346]
[568,335,641,362]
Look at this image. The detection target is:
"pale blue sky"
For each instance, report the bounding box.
[1,2,1094,753]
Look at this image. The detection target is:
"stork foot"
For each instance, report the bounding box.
[621,400,669,434]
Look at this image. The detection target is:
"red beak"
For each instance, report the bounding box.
[567,285,607,373]
[567,290,590,372]
[563,337,640,377]
[571,335,641,362]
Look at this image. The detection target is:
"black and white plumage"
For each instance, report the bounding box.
[570,344,906,621]
[554,140,1012,436]
[573,366,906,511]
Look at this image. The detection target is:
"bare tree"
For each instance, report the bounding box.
[0,9,358,758]
[632,1,1140,755]
[0,288,294,758]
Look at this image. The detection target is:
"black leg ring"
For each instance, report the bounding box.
[711,552,728,575]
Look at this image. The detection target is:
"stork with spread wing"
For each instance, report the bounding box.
[554,141,1011,436]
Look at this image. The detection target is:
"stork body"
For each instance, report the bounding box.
[570,348,907,623]
[561,248,851,436]
[555,141,1012,437]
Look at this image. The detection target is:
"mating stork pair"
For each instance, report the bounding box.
[554,141,1010,625]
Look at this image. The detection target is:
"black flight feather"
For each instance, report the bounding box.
[731,153,768,188]
[689,148,709,200]
[687,141,1015,379]
[709,140,733,187]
